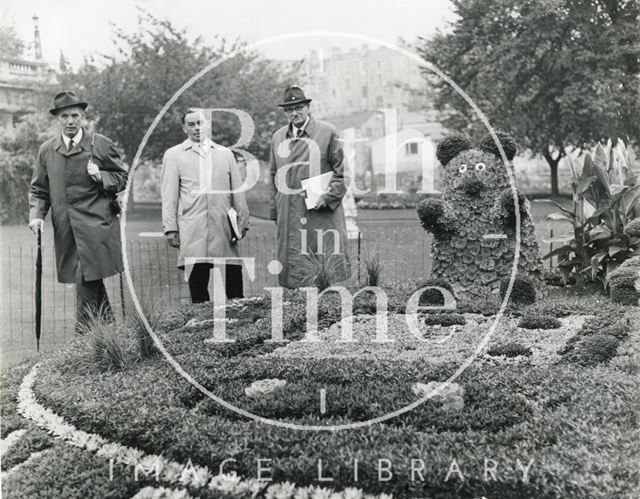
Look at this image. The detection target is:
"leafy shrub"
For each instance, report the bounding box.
[564,334,620,366]
[423,312,466,326]
[499,275,536,305]
[542,141,640,287]
[611,286,639,305]
[518,313,562,329]
[624,218,640,238]
[608,256,640,305]
[415,278,455,307]
[299,253,345,291]
[487,342,532,357]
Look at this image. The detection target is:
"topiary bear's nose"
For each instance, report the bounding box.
[459,177,484,195]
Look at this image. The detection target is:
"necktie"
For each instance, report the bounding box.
[68,139,75,151]
[296,128,303,138]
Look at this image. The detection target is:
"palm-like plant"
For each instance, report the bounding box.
[542,139,640,287]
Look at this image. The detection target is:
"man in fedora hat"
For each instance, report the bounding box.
[268,85,351,288]
[29,91,128,330]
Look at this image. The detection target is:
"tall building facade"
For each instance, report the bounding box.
[0,15,56,131]
[300,43,426,120]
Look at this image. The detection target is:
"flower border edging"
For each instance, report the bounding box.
[16,363,393,499]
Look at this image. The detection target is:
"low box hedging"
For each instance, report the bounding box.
[423,312,466,327]
[2,443,149,499]
[18,342,639,499]
[487,342,532,358]
[1,428,53,470]
[518,313,562,330]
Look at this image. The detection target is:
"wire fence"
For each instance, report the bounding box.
[0,227,433,366]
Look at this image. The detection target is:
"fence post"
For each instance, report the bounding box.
[357,231,362,285]
[549,228,554,269]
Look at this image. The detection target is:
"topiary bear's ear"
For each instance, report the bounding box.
[479,132,517,160]
[436,135,472,166]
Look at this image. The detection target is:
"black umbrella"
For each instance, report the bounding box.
[35,227,42,351]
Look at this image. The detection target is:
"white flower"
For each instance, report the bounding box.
[412,381,463,402]
[131,486,192,499]
[310,487,334,499]
[120,446,144,465]
[209,472,242,493]
[245,378,287,398]
[342,487,364,499]
[161,461,185,482]
[294,486,315,499]
[265,481,297,499]
[97,442,123,459]
[234,478,267,498]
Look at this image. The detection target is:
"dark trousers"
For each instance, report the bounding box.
[188,263,244,303]
[75,264,113,332]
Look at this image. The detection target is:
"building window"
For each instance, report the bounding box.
[405,142,419,155]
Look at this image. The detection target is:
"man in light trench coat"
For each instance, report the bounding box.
[269,85,351,288]
[29,91,128,330]
[161,108,250,303]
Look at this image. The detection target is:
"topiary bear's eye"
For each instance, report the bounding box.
[458,164,468,174]
[475,162,486,171]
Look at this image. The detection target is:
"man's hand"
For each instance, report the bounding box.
[166,231,180,248]
[314,195,328,210]
[29,218,44,235]
[87,161,102,183]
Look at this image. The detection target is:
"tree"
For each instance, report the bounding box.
[418,0,640,195]
[0,18,25,58]
[0,113,56,224]
[59,11,298,164]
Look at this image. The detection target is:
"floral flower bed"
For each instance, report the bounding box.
[2,284,639,498]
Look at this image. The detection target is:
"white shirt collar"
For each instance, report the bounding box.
[62,128,83,148]
[292,116,310,136]
[185,137,216,151]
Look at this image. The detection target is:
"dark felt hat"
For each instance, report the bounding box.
[277,85,312,108]
[49,91,88,115]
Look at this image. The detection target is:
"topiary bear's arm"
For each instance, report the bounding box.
[493,188,530,228]
[417,198,454,236]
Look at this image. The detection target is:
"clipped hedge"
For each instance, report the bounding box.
[20,333,640,499]
[2,443,149,499]
[518,313,562,330]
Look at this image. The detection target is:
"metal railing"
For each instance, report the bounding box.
[1,227,432,366]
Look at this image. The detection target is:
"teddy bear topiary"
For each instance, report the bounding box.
[416,132,543,300]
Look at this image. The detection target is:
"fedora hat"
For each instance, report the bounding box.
[277,85,312,108]
[49,91,88,116]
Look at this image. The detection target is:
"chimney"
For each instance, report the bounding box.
[33,14,42,60]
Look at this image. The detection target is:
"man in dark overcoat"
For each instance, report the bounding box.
[28,91,128,330]
[269,85,351,288]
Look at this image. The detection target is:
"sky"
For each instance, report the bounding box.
[3,0,455,67]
